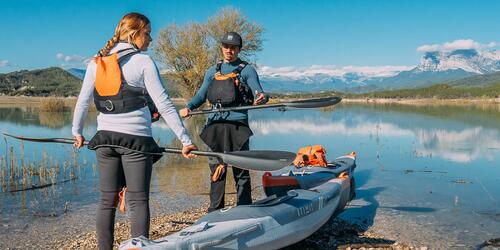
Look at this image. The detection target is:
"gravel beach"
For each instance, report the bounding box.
[47,197,420,250]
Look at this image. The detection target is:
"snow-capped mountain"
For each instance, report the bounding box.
[258,65,413,93]
[416,49,500,74]
[259,46,500,93]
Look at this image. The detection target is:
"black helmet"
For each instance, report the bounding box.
[220,32,242,47]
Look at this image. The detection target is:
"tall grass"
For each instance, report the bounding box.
[0,141,89,195]
[40,97,65,112]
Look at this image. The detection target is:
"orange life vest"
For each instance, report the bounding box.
[293,145,328,167]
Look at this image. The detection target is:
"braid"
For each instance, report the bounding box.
[99,35,119,56]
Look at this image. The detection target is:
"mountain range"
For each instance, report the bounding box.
[259,48,500,93]
[1,47,499,97]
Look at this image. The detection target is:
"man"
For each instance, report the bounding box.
[180,31,268,212]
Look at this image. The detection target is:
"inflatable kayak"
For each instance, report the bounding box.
[120,152,356,250]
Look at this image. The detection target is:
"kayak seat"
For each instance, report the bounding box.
[262,172,301,197]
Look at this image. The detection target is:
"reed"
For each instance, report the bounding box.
[9,146,15,182]
[49,168,57,194]
[92,163,97,177]
[40,97,65,112]
[63,161,68,179]
[72,150,77,179]
[20,142,26,190]
[0,155,5,191]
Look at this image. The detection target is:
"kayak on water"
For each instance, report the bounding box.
[120,150,357,250]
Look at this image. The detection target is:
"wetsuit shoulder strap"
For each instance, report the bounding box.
[215,60,224,73]
[232,60,248,74]
[115,48,141,85]
[116,48,141,64]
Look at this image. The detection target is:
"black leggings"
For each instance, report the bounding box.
[95,147,153,250]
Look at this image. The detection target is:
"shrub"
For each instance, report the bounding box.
[40,98,65,112]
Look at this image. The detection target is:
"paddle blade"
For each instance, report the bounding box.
[222,150,296,171]
[2,133,84,145]
[284,96,342,109]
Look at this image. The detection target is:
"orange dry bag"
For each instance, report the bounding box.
[293,145,328,167]
[95,53,122,96]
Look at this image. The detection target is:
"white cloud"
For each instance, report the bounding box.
[0,60,10,67]
[250,119,414,137]
[417,39,499,53]
[416,44,441,53]
[486,42,498,48]
[257,64,414,79]
[415,127,500,163]
[443,39,481,51]
[56,53,87,63]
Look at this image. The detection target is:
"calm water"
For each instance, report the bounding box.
[0,103,499,248]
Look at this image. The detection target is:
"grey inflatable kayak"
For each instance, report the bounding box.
[120,152,356,250]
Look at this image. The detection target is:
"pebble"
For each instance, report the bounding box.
[30,196,423,250]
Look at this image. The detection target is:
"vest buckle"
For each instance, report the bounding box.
[104,100,114,111]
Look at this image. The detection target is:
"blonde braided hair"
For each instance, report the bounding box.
[98,12,150,56]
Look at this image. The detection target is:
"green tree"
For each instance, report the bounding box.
[153,7,264,98]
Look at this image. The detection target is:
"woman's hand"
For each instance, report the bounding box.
[182,144,198,159]
[179,108,191,118]
[254,90,266,105]
[74,135,85,149]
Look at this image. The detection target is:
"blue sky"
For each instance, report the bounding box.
[1,0,499,73]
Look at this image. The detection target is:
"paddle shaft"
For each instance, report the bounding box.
[188,96,342,115]
[1,134,220,158]
[189,103,286,115]
[2,133,295,171]
[162,148,219,158]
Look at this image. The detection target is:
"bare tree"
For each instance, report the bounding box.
[153,7,264,98]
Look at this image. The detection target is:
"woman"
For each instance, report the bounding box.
[72,12,197,250]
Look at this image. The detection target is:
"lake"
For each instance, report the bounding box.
[1,102,499,249]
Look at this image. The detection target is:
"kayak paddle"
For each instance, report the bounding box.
[188,96,342,115]
[2,133,295,171]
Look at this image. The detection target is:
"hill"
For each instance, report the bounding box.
[446,71,500,88]
[0,67,81,96]
[346,71,500,99]
[0,67,181,97]
[350,82,500,99]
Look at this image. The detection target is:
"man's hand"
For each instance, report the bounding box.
[182,144,198,159]
[179,108,191,118]
[74,135,85,149]
[254,90,266,105]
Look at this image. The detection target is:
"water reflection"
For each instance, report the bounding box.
[416,127,500,163]
[38,112,66,128]
[0,107,94,129]
[250,104,500,163]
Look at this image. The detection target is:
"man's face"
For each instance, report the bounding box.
[221,43,241,62]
